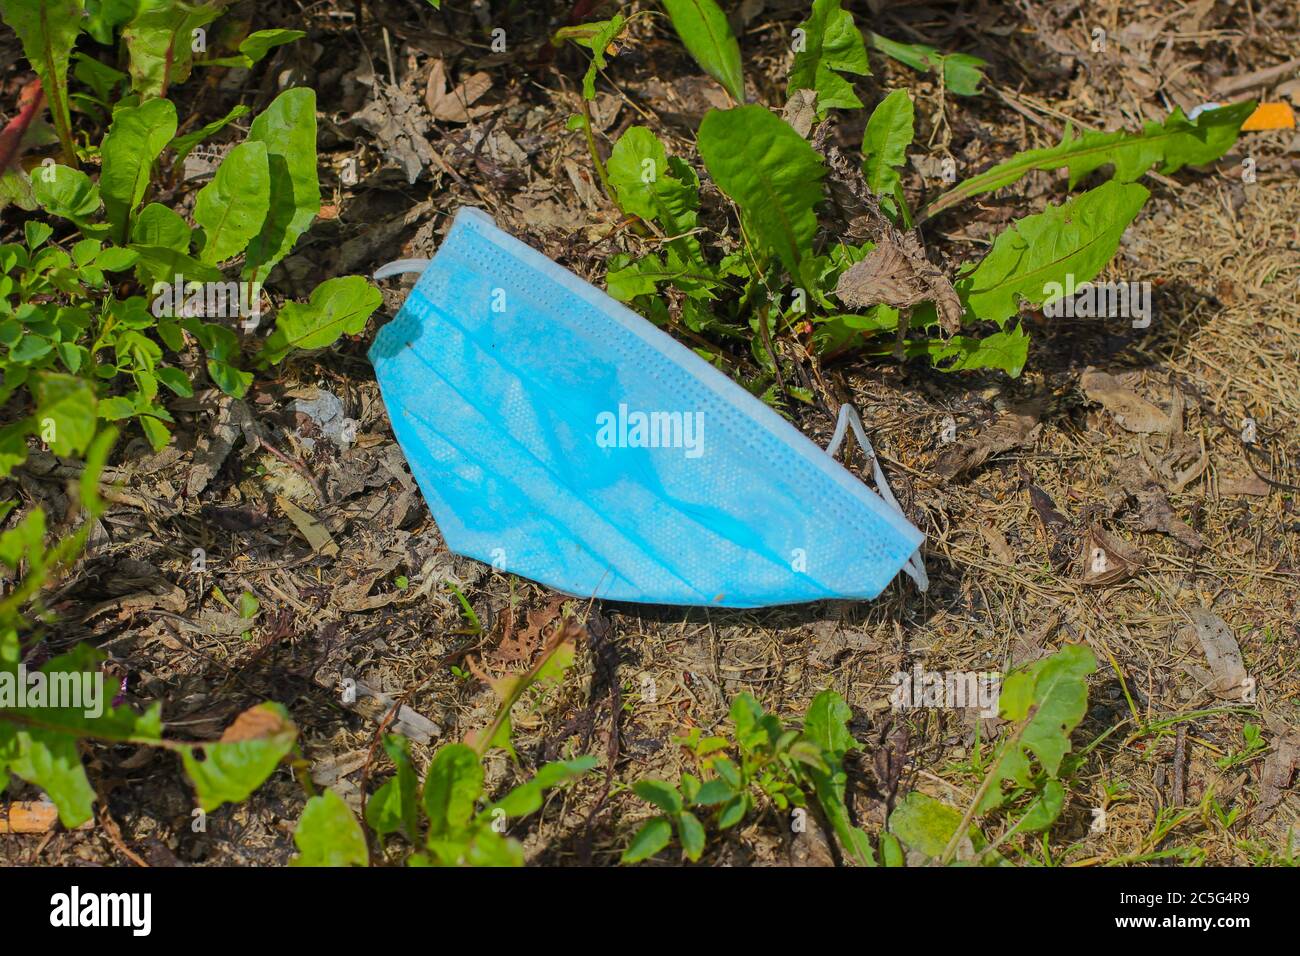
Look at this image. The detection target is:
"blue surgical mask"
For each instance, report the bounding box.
[370,207,926,607]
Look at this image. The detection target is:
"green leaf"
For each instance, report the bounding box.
[292,790,369,866]
[422,743,483,839]
[259,275,381,365]
[913,323,1031,377]
[621,815,673,863]
[925,102,1255,219]
[100,97,178,244]
[677,810,706,861]
[787,0,869,116]
[123,0,223,97]
[132,203,191,252]
[662,0,745,103]
[194,140,271,264]
[31,165,101,222]
[1018,778,1066,833]
[633,778,683,815]
[241,87,321,281]
[236,28,306,65]
[606,127,707,272]
[869,33,986,97]
[179,702,298,812]
[698,105,826,282]
[169,104,251,165]
[0,724,97,827]
[0,0,84,161]
[861,89,914,217]
[33,372,96,456]
[801,690,875,865]
[960,180,1149,327]
[889,791,965,859]
[977,644,1097,814]
[487,756,597,819]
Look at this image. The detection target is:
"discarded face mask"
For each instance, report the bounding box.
[370,207,927,608]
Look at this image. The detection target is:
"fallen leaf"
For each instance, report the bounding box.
[424,59,494,123]
[275,494,339,556]
[1176,608,1250,699]
[1079,526,1143,586]
[1132,487,1204,550]
[1219,473,1270,496]
[978,522,1015,564]
[1257,728,1300,820]
[1080,370,1173,433]
[933,400,1044,480]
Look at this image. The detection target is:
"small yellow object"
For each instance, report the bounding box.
[1241,102,1296,131]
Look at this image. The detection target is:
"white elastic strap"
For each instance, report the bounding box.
[826,404,929,592]
[374,258,432,280]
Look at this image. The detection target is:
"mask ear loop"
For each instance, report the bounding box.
[825,404,929,592]
[374,259,431,280]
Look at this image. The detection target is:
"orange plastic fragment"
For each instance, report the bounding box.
[1241,102,1296,131]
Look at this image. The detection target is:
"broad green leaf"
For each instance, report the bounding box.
[677,811,706,861]
[179,702,298,812]
[0,724,96,827]
[100,97,177,243]
[365,734,420,840]
[787,0,869,116]
[960,180,1149,327]
[0,0,84,161]
[33,372,96,456]
[242,88,321,281]
[194,140,270,264]
[663,0,745,103]
[977,644,1096,814]
[132,203,191,252]
[292,790,369,866]
[169,103,250,164]
[869,33,986,97]
[861,90,914,217]
[621,815,673,863]
[259,275,381,365]
[236,28,305,64]
[1018,779,1066,833]
[31,165,101,222]
[487,756,597,819]
[422,743,483,839]
[698,105,825,282]
[606,127,706,271]
[925,103,1255,219]
[801,690,875,865]
[909,323,1031,377]
[123,0,223,97]
[633,778,683,815]
[889,791,964,858]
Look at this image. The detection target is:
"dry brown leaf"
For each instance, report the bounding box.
[933,400,1044,480]
[424,60,494,122]
[0,801,94,833]
[979,522,1015,564]
[1079,370,1173,433]
[275,494,339,557]
[220,703,293,743]
[1219,473,1270,496]
[1132,487,1204,550]
[1177,609,1250,699]
[1079,526,1143,586]
[1257,729,1300,820]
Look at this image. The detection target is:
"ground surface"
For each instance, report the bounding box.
[2,0,1298,866]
